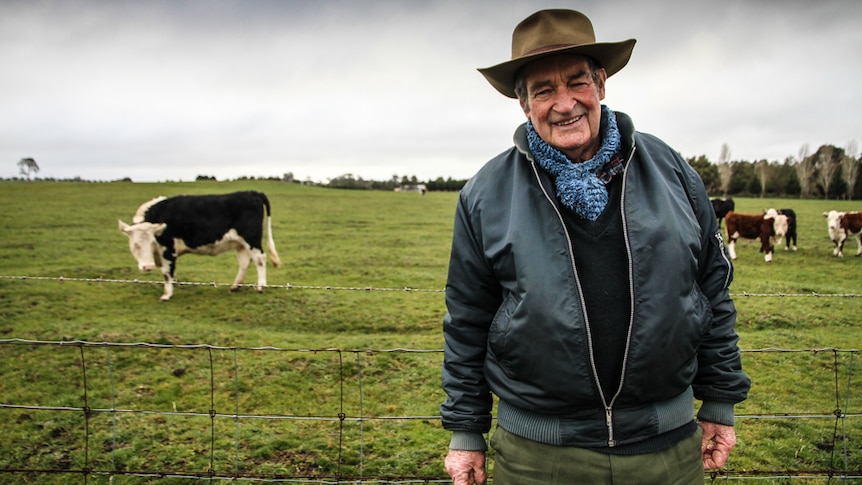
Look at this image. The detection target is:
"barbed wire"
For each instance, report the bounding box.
[0,275,444,293]
[0,338,856,355]
[2,274,860,297]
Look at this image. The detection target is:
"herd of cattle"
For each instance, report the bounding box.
[117,191,861,300]
[712,197,862,263]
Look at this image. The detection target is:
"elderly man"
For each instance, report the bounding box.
[440,9,750,485]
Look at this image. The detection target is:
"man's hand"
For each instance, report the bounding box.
[700,421,737,470]
[444,449,487,485]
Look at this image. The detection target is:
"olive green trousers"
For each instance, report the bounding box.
[490,425,705,485]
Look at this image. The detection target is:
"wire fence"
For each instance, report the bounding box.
[0,275,860,483]
[2,274,862,298]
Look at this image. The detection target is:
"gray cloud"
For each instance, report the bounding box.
[1,0,860,182]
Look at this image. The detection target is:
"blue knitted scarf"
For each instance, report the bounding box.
[527,105,621,221]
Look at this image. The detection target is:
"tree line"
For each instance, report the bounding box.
[688,142,861,199]
[320,142,862,199]
[301,173,468,192]
[13,142,862,199]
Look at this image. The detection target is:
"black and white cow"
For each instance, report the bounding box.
[711,197,735,228]
[119,191,281,301]
[777,208,797,251]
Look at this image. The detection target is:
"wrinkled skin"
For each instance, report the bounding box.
[700,421,737,470]
[444,450,486,485]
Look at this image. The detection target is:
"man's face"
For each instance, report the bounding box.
[519,54,607,163]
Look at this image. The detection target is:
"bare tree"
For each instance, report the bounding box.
[793,144,816,197]
[815,145,840,199]
[17,157,40,181]
[842,140,859,200]
[756,160,770,197]
[716,143,732,195]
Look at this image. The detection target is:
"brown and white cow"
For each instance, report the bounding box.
[119,191,281,301]
[823,210,862,257]
[725,208,789,262]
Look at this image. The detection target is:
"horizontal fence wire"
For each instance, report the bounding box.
[2,274,862,297]
[1,341,859,483]
[0,275,860,483]
[0,275,445,293]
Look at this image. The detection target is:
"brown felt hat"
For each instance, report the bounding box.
[479,9,636,98]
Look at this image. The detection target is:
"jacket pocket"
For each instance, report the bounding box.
[488,292,518,372]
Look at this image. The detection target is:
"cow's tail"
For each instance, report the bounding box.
[258,192,282,268]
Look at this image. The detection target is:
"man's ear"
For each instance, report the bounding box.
[596,68,608,100]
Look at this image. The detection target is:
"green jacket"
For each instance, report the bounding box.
[441,112,750,451]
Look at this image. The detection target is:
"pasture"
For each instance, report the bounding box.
[0,180,860,483]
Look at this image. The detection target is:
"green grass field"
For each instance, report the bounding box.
[0,180,860,484]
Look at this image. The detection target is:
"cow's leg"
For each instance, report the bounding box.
[855,234,862,256]
[232,249,252,292]
[727,239,737,259]
[251,248,267,293]
[764,248,773,263]
[160,259,175,301]
[832,240,840,257]
[838,234,847,257]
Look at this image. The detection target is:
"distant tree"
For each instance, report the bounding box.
[775,158,801,196]
[793,144,816,197]
[686,155,720,194]
[425,176,467,192]
[328,173,372,190]
[855,162,862,199]
[716,143,732,195]
[842,140,859,199]
[814,145,841,199]
[746,173,761,195]
[756,159,770,197]
[830,165,848,199]
[728,161,756,196]
[17,157,39,180]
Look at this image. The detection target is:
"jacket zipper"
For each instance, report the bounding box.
[605,407,615,447]
[530,142,638,447]
[715,231,732,288]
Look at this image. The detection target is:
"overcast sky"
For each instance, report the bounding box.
[2,0,860,183]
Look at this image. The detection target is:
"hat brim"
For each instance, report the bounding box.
[478,39,636,98]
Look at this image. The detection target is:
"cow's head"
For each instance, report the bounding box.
[762,209,788,249]
[771,214,789,243]
[823,210,845,243]
[119,220,167,271]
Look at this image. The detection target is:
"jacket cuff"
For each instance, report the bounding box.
[449,431,488,451]
[697,401,736,426]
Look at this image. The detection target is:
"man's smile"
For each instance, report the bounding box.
[553,114,583,127]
